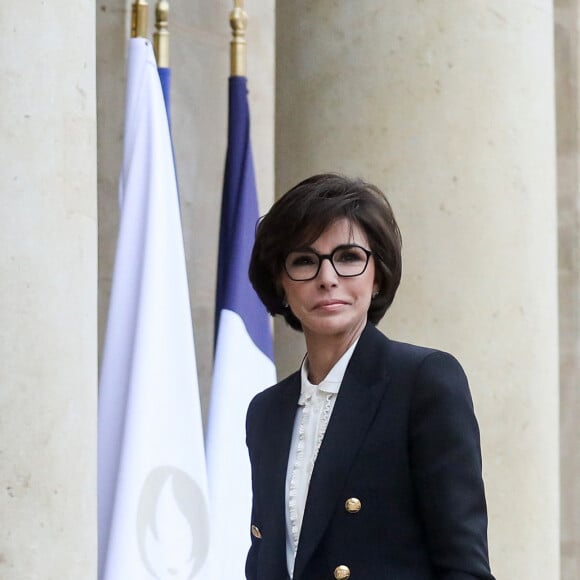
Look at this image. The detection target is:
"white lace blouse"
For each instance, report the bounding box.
[284,339,359,578]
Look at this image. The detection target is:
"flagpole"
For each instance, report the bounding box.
[131,0,149,39]
[230,0,247,77]
[154,1,169,67]
[206,5,276,576]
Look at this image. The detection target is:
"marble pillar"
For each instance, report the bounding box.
[555,2,580,579]
[276,2,560,578]
[0,1,97,579]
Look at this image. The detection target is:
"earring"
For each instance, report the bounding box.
[372,291,378,299]
[282,300,289,308]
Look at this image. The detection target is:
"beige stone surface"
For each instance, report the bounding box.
[276,2,560,578]
[0,2,97,579]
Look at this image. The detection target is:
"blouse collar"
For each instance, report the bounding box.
[298,338,359,405]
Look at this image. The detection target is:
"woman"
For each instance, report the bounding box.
[246,173,494,580]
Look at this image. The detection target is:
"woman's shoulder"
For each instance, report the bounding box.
[247,370,300,410]
[359,324,467,387]
[389,338,462,370]
[246,371,300,441]
[361,323,461,366]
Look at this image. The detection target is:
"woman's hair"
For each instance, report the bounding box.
[249,173,402,331]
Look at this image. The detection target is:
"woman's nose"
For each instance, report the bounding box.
[317,257,338,286]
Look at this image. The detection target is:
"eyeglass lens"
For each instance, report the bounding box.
[284,245,371,281]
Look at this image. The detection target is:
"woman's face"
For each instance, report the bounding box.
[280,218,378,345]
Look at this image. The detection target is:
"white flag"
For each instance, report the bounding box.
[98,38,211,580]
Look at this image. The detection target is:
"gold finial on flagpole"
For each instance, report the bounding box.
[131,0,149,38]
[154,1,170,67]
[230,0,248,77]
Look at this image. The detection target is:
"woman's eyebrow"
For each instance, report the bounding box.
[291,242,359,254]
[290,244,315,252]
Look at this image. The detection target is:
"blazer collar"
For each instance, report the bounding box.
[293,323,392,579]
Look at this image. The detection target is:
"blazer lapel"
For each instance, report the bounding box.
[292,325,391,579]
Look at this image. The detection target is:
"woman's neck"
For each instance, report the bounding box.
[304,324,365,384]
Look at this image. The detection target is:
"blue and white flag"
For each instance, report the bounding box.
[206,76,277,577]
[98,38,211,580]
[157,65,171,123]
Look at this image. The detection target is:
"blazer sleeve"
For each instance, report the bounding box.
[409,351,495,580]
[245,396,260,580]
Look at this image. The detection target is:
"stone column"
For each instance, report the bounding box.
[555,2,580,579]
[0,1,97,579]
[276,2,559,579]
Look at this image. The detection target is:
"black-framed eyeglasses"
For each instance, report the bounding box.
[284,244,373,281]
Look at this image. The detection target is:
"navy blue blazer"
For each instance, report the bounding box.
[245,323,494,580]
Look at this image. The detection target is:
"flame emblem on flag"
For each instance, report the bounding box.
[136,467,209,579]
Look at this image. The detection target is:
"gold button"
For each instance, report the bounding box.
[334,565,351,579]
[251,524,262,539]
[344,497,362,513]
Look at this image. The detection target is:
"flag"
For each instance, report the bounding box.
[157,66,171,123]
[206,76,277,577]
[98,38,211,580]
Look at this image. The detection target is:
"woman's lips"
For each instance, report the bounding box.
[313,299,348,311]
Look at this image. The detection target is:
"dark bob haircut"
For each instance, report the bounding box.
[249,173,402,331]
